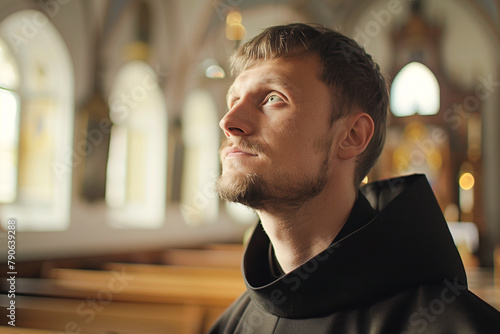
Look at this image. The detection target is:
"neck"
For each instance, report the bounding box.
[256,180,357,274]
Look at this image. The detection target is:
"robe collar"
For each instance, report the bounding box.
[242,174,466,318]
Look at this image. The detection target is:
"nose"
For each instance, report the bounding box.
[219,101,254,138]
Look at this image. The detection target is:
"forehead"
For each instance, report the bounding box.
[227,54,323,99]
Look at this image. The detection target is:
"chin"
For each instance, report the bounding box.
[215,172,262,205]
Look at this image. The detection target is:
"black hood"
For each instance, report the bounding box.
[242,174,467,318]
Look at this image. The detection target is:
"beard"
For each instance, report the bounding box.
[215,137,331,211]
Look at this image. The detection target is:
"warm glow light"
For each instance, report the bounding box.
[391,62,440,117]
[459,172,475,190]
[226,11,246,41]
[205,64,225,79]
[428,151,443,170]
[226,11,242,24]
[226,23,246,41]
[362,176,368,184]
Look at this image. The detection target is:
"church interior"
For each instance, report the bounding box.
[0,0,499,332]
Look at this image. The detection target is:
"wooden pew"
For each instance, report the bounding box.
[0,326,67,334]
[4,245,246,333]
[161,247,243,269]
[0,294,203,334]
[102,262,242,279]
[100,263,244,330]
[9,264,244,333]
[46,265,245,307]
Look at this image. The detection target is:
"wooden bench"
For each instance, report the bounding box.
[0,326,67,334]
[46,265,244,307]
[9,264,245,333]
[161,246,243,269]
[3,244,246,333]
[0,294,204,334]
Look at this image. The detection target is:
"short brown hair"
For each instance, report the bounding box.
[230,23,389,187]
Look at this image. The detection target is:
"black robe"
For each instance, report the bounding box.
[208,174,500,333]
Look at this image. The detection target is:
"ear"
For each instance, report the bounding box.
[337,113,374,160]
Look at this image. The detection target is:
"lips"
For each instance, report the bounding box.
[223,147,258,159]
[220,137,263,162]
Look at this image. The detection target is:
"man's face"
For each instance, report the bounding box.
[215,54,339,210]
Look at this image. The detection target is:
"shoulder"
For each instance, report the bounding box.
[369,281,500,333]
[207,293,252,334]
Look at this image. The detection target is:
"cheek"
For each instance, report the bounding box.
[261,107,329,162]
[264,118,303,152]
[274,112,300,138]
[265,129,322,172]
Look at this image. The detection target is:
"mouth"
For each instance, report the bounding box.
[224,147,258,159]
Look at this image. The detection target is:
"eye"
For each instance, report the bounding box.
[265,94,284,105]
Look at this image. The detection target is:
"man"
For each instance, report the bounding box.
[210,23,500,333]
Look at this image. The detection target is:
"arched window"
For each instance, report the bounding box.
[0,39,20,203]
[225,201,258,226]
[390,62,440,117]
[180,90,220,225]
[0,10,74,231]
[106,60,167,228]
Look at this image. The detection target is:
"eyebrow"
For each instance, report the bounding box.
[226,76,298,104]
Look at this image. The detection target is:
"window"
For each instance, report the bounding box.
[106,61,167,228]
[180,90,220,225]
[0,39,20,203]
[0,10,74,231]
[225,201,258,225]
[390,62,440,117]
